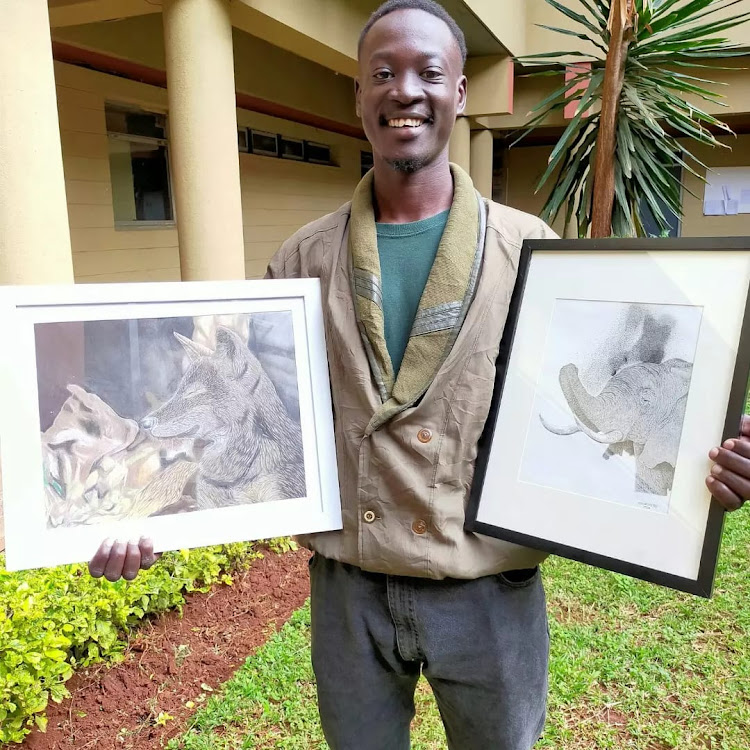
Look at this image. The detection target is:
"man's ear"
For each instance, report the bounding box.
[457,74,467,116]
[354,77,362,119]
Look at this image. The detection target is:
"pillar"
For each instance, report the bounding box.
[0,0,74,284]
[470,129,494,199]
[163,0,245,281]
[449,116,471,174]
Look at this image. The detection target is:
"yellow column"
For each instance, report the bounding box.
[0,0,74,284]
[449,116,471,174]
[470,129,494,199]
[163,0,245,281]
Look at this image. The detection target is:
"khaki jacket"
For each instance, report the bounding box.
[266,197,558,579]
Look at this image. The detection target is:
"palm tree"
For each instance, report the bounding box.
[516,0,750,238]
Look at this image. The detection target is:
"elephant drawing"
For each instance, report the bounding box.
[540,358,692,496]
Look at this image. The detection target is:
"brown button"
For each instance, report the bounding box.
[417,428,432,443]
[363,510,376,523]
[412,519,427,535]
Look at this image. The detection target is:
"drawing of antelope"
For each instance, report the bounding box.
[140,326,306,508]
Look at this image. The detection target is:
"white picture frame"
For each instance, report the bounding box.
[0,279,341,571]
[466,238,750,597]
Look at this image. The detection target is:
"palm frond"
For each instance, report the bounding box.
[513,0,749,237]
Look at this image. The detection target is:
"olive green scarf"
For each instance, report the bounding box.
[350,163,486,433]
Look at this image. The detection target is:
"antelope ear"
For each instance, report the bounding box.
[640,395,687,469]
[215,326,249,378]
[174,332,212,362]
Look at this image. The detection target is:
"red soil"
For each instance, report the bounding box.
[23,547,311,750]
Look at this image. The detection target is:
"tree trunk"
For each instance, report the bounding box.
[591,1,635,238]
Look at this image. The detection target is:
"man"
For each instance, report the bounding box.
[90,1,749,747]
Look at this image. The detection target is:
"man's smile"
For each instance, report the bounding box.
[380,114,433,129]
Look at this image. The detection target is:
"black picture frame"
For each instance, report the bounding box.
[465,237,750,597]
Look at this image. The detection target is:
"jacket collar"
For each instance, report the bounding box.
[349,163,486,433]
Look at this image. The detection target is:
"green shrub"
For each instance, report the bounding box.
[0,542,260,744]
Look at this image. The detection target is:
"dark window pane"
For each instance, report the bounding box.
[639,166,681,237]
[250,130,278,156]
[306,141,332,164]
[106,107,166,139]
[361,150,373,177]
[109,139,172,222]
[280,137,305,161]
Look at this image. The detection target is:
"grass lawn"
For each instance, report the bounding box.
[168,510,749,750]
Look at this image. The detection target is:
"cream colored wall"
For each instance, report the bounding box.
[502,144,565,236]
[55,61,363,282]
[503,135,750,238]
[56,62,181,283]
[236,110,362,278]
[525,0,750,57]
[681,134,750,237]
[461,0,528,57]
[53,14,361,128]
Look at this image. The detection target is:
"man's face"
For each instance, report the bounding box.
[356,9,467,174]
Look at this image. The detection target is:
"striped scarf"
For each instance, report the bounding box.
[349,163,487,433]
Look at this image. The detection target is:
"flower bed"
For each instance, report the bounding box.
[0,543,259,744]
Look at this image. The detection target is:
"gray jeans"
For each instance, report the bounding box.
[309,554,549,750]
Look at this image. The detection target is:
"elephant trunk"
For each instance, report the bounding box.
[558,364,624,444]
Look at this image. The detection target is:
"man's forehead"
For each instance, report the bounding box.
[359,8,460,63]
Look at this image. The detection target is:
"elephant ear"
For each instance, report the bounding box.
[640,394,688,469]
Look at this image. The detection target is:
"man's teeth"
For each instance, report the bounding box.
[388,118,425,128]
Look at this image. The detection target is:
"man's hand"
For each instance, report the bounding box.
[88,537,161,582]
[706,415,750,511]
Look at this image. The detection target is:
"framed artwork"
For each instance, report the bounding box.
[0,279,341,571]
[466,238,750,597]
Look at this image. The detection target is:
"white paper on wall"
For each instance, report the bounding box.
[703,166,750,216]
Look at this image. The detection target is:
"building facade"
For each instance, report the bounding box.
[1,0,750,289]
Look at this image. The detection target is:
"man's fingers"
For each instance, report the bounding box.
[103,540,128,582]
[706,476,744,511]
[711,445,750,475]
[122,540,142,581]
[718,437,750,459]
[711,462,750,499]
[138,537,160,570]
[88,538,114,578]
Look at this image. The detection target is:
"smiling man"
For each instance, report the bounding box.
[90,1,750,748]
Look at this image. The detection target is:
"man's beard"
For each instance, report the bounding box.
[386,156,429,174]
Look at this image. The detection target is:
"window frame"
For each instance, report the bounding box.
[106,106,176,230]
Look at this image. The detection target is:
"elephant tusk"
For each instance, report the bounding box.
[539,414,580,436]
[573,417,625,444]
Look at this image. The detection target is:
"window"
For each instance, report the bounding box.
[238,128,249,153]
[250,129,279,157]
[305,141,332,165]
[360,150,374,177]
[106,105,173,225]
[639,165,682,238]
[279,136,305,161]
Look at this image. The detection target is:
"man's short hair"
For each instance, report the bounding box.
[358,0,468,66]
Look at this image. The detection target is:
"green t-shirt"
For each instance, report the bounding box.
[376,209,450,376]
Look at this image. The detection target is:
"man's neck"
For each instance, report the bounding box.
[372,155,454,224]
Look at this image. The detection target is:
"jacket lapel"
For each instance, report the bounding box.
[349,164,486,433]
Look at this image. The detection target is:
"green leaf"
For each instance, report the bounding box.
[542,0,604,34]
[34,714,48,733]
[514,0,748,238]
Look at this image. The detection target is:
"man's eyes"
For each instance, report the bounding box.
[371,69,443,81]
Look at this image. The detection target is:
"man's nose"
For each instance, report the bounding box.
[389,72,425,104]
